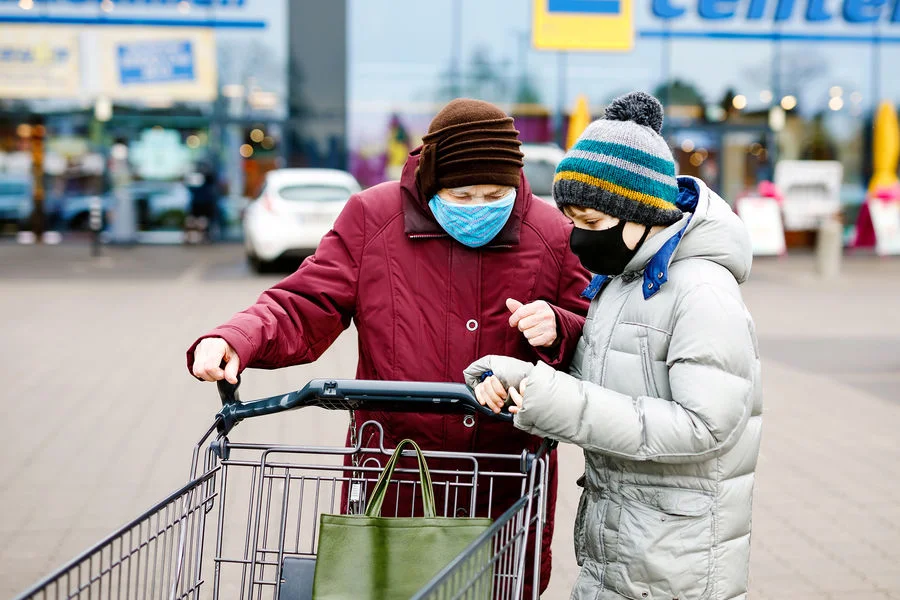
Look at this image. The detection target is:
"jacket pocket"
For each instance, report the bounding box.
[638,336,659,398]
[574,475,608,567]
[573,479,588,565]
[614,485,714,600]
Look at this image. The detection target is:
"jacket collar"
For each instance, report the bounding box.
[581,178,702,301]
[401,146,530,246]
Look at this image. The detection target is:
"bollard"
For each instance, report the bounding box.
[89,196,103,257]
[816,216,843,279]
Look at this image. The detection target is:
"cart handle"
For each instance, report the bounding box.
[214,378,512,435]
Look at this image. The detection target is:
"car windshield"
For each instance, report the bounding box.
[0,181,29,195]
[523,159,558,197]
[277,184,354,203]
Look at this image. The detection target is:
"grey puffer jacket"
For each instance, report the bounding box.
[518,177,762,600]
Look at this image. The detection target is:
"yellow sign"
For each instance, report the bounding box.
[0,26,80,98]
[532,0,634,52]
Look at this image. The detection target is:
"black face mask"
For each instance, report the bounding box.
[569,219,651,276]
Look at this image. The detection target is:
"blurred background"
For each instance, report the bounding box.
[2,1,900,599]
[2,0,899,247]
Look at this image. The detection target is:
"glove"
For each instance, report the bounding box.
[464,355,534,391]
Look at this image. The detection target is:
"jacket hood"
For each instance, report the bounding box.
[670,177,752,283]
[583,176,752,300]
[400,146,532,245]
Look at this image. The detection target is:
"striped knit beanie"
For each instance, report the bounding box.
[553,91,683,227]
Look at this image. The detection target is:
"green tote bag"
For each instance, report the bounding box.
[311,439,493,600]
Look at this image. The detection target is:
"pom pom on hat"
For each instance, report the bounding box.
[604,91,664,134]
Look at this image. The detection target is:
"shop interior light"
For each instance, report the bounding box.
[760,90,773,104]
[186,135,201,149]
[732,95,747,110]
[769,106,786,132]
[829,97,844,111]
[851,91,863,104]
[690,152,705,167]
[829,86,843,98]
[240,144,254,158]
[781,95,797,111]
[249,91,279,110]
[16,124,32,138]
[178,1,191,13]
[681,139,695,153]
[94,97,113,122]
[262,136,276,150]
[101,0,114,13]
[18,0,34,10]
[250,129,265,143]
[222,84,245,99]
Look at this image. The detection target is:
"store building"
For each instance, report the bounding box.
[1,0,897,239]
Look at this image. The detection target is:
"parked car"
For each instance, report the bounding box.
[59,181,192,231]
[243,168,362,273]
[0,176,33,229]
[521,143,566,202]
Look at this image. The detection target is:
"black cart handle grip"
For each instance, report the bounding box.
[215,378,512,435]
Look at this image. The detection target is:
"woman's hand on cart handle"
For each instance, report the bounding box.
[192,337,240,384]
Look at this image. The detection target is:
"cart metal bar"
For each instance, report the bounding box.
[215,378,513,435]
[15,468,220,600]
[409,496,529,600]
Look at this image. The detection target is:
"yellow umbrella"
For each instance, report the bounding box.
[869,100,900,193]
[566,94,592,150]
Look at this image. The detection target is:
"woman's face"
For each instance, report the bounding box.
[563,206,649,251]
[437,184,515,205]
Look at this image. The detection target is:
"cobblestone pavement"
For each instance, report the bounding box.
[1,243,898,599]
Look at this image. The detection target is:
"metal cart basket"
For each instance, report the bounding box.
[15,379,552,600]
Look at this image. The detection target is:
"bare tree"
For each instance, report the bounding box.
[743,50,829,98]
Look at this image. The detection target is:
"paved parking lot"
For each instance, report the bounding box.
[1,243,899,599]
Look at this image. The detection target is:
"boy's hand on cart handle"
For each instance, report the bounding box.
[506,298,558,348]
[192,337,240,384]
[508,378,527,414]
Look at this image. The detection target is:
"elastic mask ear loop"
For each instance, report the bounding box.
[634,224,652,251]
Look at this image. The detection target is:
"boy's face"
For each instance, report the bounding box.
[563,206,651,251]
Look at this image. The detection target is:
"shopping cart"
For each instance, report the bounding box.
[15,378,553,600]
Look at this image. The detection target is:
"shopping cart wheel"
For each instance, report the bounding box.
[280,556,317,600]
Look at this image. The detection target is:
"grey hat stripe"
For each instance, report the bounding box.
[565,149,676,187]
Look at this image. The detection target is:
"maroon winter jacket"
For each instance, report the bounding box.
[187,149,590,593]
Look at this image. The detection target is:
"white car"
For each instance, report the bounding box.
[522,142,566,202]
[243,168,362,272]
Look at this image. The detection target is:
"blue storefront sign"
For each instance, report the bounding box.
[0,0,245,5]
[117,39,194,85]
[653,0,900,23]
[0,0,264,28]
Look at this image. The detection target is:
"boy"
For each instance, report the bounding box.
[466,92,762,600]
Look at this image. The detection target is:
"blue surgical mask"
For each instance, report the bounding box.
[428,190,516,248]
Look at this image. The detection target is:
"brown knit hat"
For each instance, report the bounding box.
[416,98,524,199]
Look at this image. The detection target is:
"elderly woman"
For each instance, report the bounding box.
[188,98,590,594]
